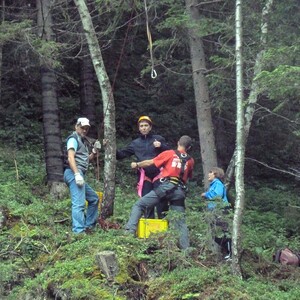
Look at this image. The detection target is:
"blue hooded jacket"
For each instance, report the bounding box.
[204,178,229,210]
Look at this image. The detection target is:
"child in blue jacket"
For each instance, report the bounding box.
[201,167,229,210]
[201,167,231,260]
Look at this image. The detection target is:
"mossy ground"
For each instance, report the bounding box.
[0,147,299,299]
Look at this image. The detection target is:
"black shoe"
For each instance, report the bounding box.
[224,253,232,261]
[85,228,94,235]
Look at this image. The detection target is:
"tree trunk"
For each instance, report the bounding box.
[0,0,5,103]
[231,0,244,278]
[73,0,116,218]
[80,43,98,139]
[225,0,274,188]
[185,0,217,188]
[37,0,65,189]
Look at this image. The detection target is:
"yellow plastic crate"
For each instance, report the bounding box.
[85,191,103,210]
[137,218,168,239]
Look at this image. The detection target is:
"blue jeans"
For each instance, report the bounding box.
[169,205,190,250]
[125,182,190,249]
[64,168,99,233]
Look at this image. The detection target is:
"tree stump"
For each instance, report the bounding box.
[49,182,68,199]
[95,251,119,281]
[0,206,7,229]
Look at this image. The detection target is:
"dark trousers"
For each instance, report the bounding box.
[125,182,189,249]
[142,180,169,219]
[210,212,232,257]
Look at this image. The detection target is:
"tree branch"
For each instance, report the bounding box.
[246,157,300,178]
[195,0,224,7]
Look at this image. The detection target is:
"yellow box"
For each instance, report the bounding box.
[137,218,168,239]
[86,191,103,210]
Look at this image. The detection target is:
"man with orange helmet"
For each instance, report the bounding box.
[117,115,170,218]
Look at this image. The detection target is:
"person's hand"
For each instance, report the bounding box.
[153,139,161,148]
[201,193,205,198]
[74,173,85,186]
[131,162,139,169]
[92,140,101,153]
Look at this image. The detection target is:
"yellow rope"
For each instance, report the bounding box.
[144,0,157,79]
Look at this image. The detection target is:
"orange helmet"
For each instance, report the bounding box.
[138,116,153,125]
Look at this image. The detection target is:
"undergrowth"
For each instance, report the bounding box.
[0,146,300,299]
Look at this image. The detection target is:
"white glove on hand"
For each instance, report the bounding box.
[74,173,85,187]
[92,140,101,153]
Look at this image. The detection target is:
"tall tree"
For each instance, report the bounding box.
[185,0,217,187]
[225,0,274,188]
[79,43,98,138]
[231,0,244,277]
[37,0,65,194]
[0,0,4,103]
[73,0,116,218]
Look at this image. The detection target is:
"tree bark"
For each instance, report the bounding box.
[37,0,65,188]
[225,0,274,188]
[231,0,244,278]
[73,0,116,218]
[80,43,98,139]
[0,0,5,104]
[185,0,217,188]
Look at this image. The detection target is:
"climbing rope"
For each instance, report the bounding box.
[144,0,157,79]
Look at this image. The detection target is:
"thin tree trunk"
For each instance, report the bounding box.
[37,0,65,192]
[231,0,244,278]
[79,44,98,139]
[73,0,116,218]
[225,0,274,188]
[185,0,217,188]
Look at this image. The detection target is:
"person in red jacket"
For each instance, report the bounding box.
[117,116,170,218]
[124,135,194,250]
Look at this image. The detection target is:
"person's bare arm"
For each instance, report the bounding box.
[131,159,154,169]
[68,149,79,173]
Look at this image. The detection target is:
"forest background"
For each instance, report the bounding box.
[0,0,299,299]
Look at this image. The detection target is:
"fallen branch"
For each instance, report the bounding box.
[54,218,70,223]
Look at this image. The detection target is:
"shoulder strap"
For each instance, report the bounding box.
[174,150,191,180]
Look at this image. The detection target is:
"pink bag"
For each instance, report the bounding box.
[274,248,300,266]
[137,168,145,197]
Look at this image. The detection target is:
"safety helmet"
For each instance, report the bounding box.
[138,116,152,125]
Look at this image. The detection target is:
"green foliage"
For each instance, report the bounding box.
[1,145,300,299]
[244,185,300,239]
[0,110,44,148]
[256,65,300,100]
[0,20,32,44]
[29,38,65,69]
[1,0,300,298]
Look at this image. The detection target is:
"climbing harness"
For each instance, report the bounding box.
[144,0,157,79]
[175,150,191,179]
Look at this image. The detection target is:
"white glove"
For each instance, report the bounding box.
[74,173,85,186]
[92,140,101,153]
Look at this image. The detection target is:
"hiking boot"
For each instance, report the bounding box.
[85,228,94,235]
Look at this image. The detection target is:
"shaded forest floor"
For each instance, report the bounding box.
[0,147,300,299]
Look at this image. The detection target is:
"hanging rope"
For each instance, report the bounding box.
[144,0,157,79]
